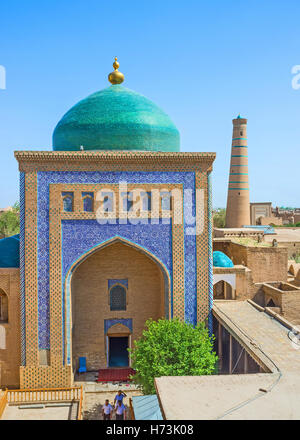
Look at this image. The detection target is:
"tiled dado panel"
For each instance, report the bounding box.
[49,183,184,366]
[36,171,201,351]
[20,365,72,389]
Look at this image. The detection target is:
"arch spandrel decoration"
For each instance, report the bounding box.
[64,236,171,365]
[105,319,132,335]
[108,279,128,290]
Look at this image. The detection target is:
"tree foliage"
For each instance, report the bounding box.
[0,203,20,238]
[213,208,226,228]
[129,318,218,395]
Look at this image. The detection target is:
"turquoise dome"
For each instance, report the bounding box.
[213,251,234,268]
[52,85,180,152]
[0,235,20,268]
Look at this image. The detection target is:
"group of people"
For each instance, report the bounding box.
[102,390,127,420]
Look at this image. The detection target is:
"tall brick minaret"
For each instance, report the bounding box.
[225,115,250,228]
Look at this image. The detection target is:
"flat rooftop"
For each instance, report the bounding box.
[155,301,300,420]
[2,402,76,420]
[265,228,300,243]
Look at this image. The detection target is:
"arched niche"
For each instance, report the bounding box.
[64,236,171,371]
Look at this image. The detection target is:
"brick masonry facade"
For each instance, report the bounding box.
[0,269,21,388]
[213,240,288,283]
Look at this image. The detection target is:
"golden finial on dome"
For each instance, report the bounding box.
[108,57,124,85]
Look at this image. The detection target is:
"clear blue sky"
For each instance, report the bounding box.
[0,0,299,208]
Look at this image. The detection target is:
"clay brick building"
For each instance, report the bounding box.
[212,238,300,325]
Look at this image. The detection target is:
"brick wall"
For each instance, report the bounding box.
[262,283,300,325]
[281,292,300,325]
[213,240,288,283]
[213,266,254,301]
[0,269,21,388]
[278,241,300,260]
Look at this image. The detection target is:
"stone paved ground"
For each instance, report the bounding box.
[83,390,142,420]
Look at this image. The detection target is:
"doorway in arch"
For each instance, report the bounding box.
[109,336,129,367]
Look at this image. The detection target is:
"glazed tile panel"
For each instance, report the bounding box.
[37,171,198,350]
[62,220,172,277]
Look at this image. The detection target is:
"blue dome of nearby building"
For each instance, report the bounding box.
[52,85,180,152]
[213,251,234,268]
[0,234,20,268]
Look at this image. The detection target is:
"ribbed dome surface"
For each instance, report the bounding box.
[53,85,180,152]
[213,251,234,268]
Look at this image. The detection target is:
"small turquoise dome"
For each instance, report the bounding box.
[53,85,180,152]
[0,234,20,268]
[213,251,234,268]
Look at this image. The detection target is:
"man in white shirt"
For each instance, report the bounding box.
[115,399,126,420]
[102,399,113,420]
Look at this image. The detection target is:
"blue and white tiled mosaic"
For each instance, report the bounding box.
[36,171,197,351]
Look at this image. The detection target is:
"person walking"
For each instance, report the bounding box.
[115,399,126,420]
[114,390,127,406]
[102,399,113,420]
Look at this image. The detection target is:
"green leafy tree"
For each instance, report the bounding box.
[129,318,218,395]
[213,208,226,228]
[0,203,20,238]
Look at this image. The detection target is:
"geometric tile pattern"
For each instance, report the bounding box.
[195,170,210,323]
[207,171,213,335]
[19,172,26,366]
[16,150,215,388]
[20,365,72,389]
[37,172,197,350]
[24,172,39,366]
[49,182,183,365]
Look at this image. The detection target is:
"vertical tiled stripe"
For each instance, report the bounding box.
[195,170,209,323]
[207,172,213,336]
[19,172,26,365]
